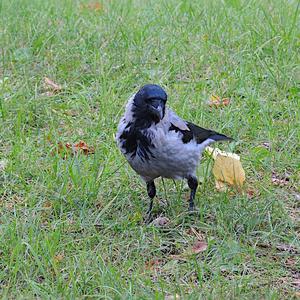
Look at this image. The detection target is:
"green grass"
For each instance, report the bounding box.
[0,0,299,298]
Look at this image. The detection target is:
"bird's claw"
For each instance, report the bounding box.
[188,206,199,215]
[144,213,153,224]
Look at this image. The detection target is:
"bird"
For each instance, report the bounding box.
[116,84,232,220]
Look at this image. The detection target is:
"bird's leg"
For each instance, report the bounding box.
[145,181,156,222]
[187,176,198,211]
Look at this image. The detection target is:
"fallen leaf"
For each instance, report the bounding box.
[54,253,64,263]
[256,242,299,254]
[44,77,62,92]
[246,188,260,199]
[191,240,208,254]
[74,141,95,155]
[54,140,95,157]
[80,2,103,11]
[208,95,231,108]
[152,216,170,227]
[271,172,290,187]
[206,147,245,191]
[246,189,255,199]
[145,259,163,271]
[276,243,299,254]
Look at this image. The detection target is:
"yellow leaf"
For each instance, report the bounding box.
[206,147,245,191]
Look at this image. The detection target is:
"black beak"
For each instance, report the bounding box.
[150,99,165,121]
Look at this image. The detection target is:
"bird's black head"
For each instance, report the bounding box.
[132,84,167,124]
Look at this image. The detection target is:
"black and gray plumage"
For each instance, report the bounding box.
[116,84,232,219]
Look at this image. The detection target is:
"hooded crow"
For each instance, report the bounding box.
[116,84,232,220]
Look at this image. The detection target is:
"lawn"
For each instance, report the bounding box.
[0,0,299,298]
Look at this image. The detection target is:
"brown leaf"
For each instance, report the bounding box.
[191,240,208,254]
[152,216,170,227]
[54,141,95,157]
[145,259,163,271]
[208,95,231,108]
[74,141,95,155]
[80,2,103,11]
[246,189,255,198]
[44,77,62,92]
[246,188,260,199]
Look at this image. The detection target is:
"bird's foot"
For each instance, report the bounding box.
[158,198,169,207]
[188,206,200,215]
[144,212,153,224]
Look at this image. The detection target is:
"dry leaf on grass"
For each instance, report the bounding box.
[191,240,208,254]
[44,77,62,92]
[73,141,95,155]
[145,259,163,271]
[246,188,260,199]
[276,243,299,254]
[180,240,208,257]
[152,216,170,227]
[55,141,95,157]
[206,146,245,191]
[208,95,231,108]
[271,172,290,187]
[80,2,103,11]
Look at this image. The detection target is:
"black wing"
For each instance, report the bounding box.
[169,121,232,144]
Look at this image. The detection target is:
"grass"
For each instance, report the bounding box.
[0,0,299,298]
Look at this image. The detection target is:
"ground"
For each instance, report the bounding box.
[0,0,299,298]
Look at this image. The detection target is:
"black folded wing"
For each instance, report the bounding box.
[169,121,232,144]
